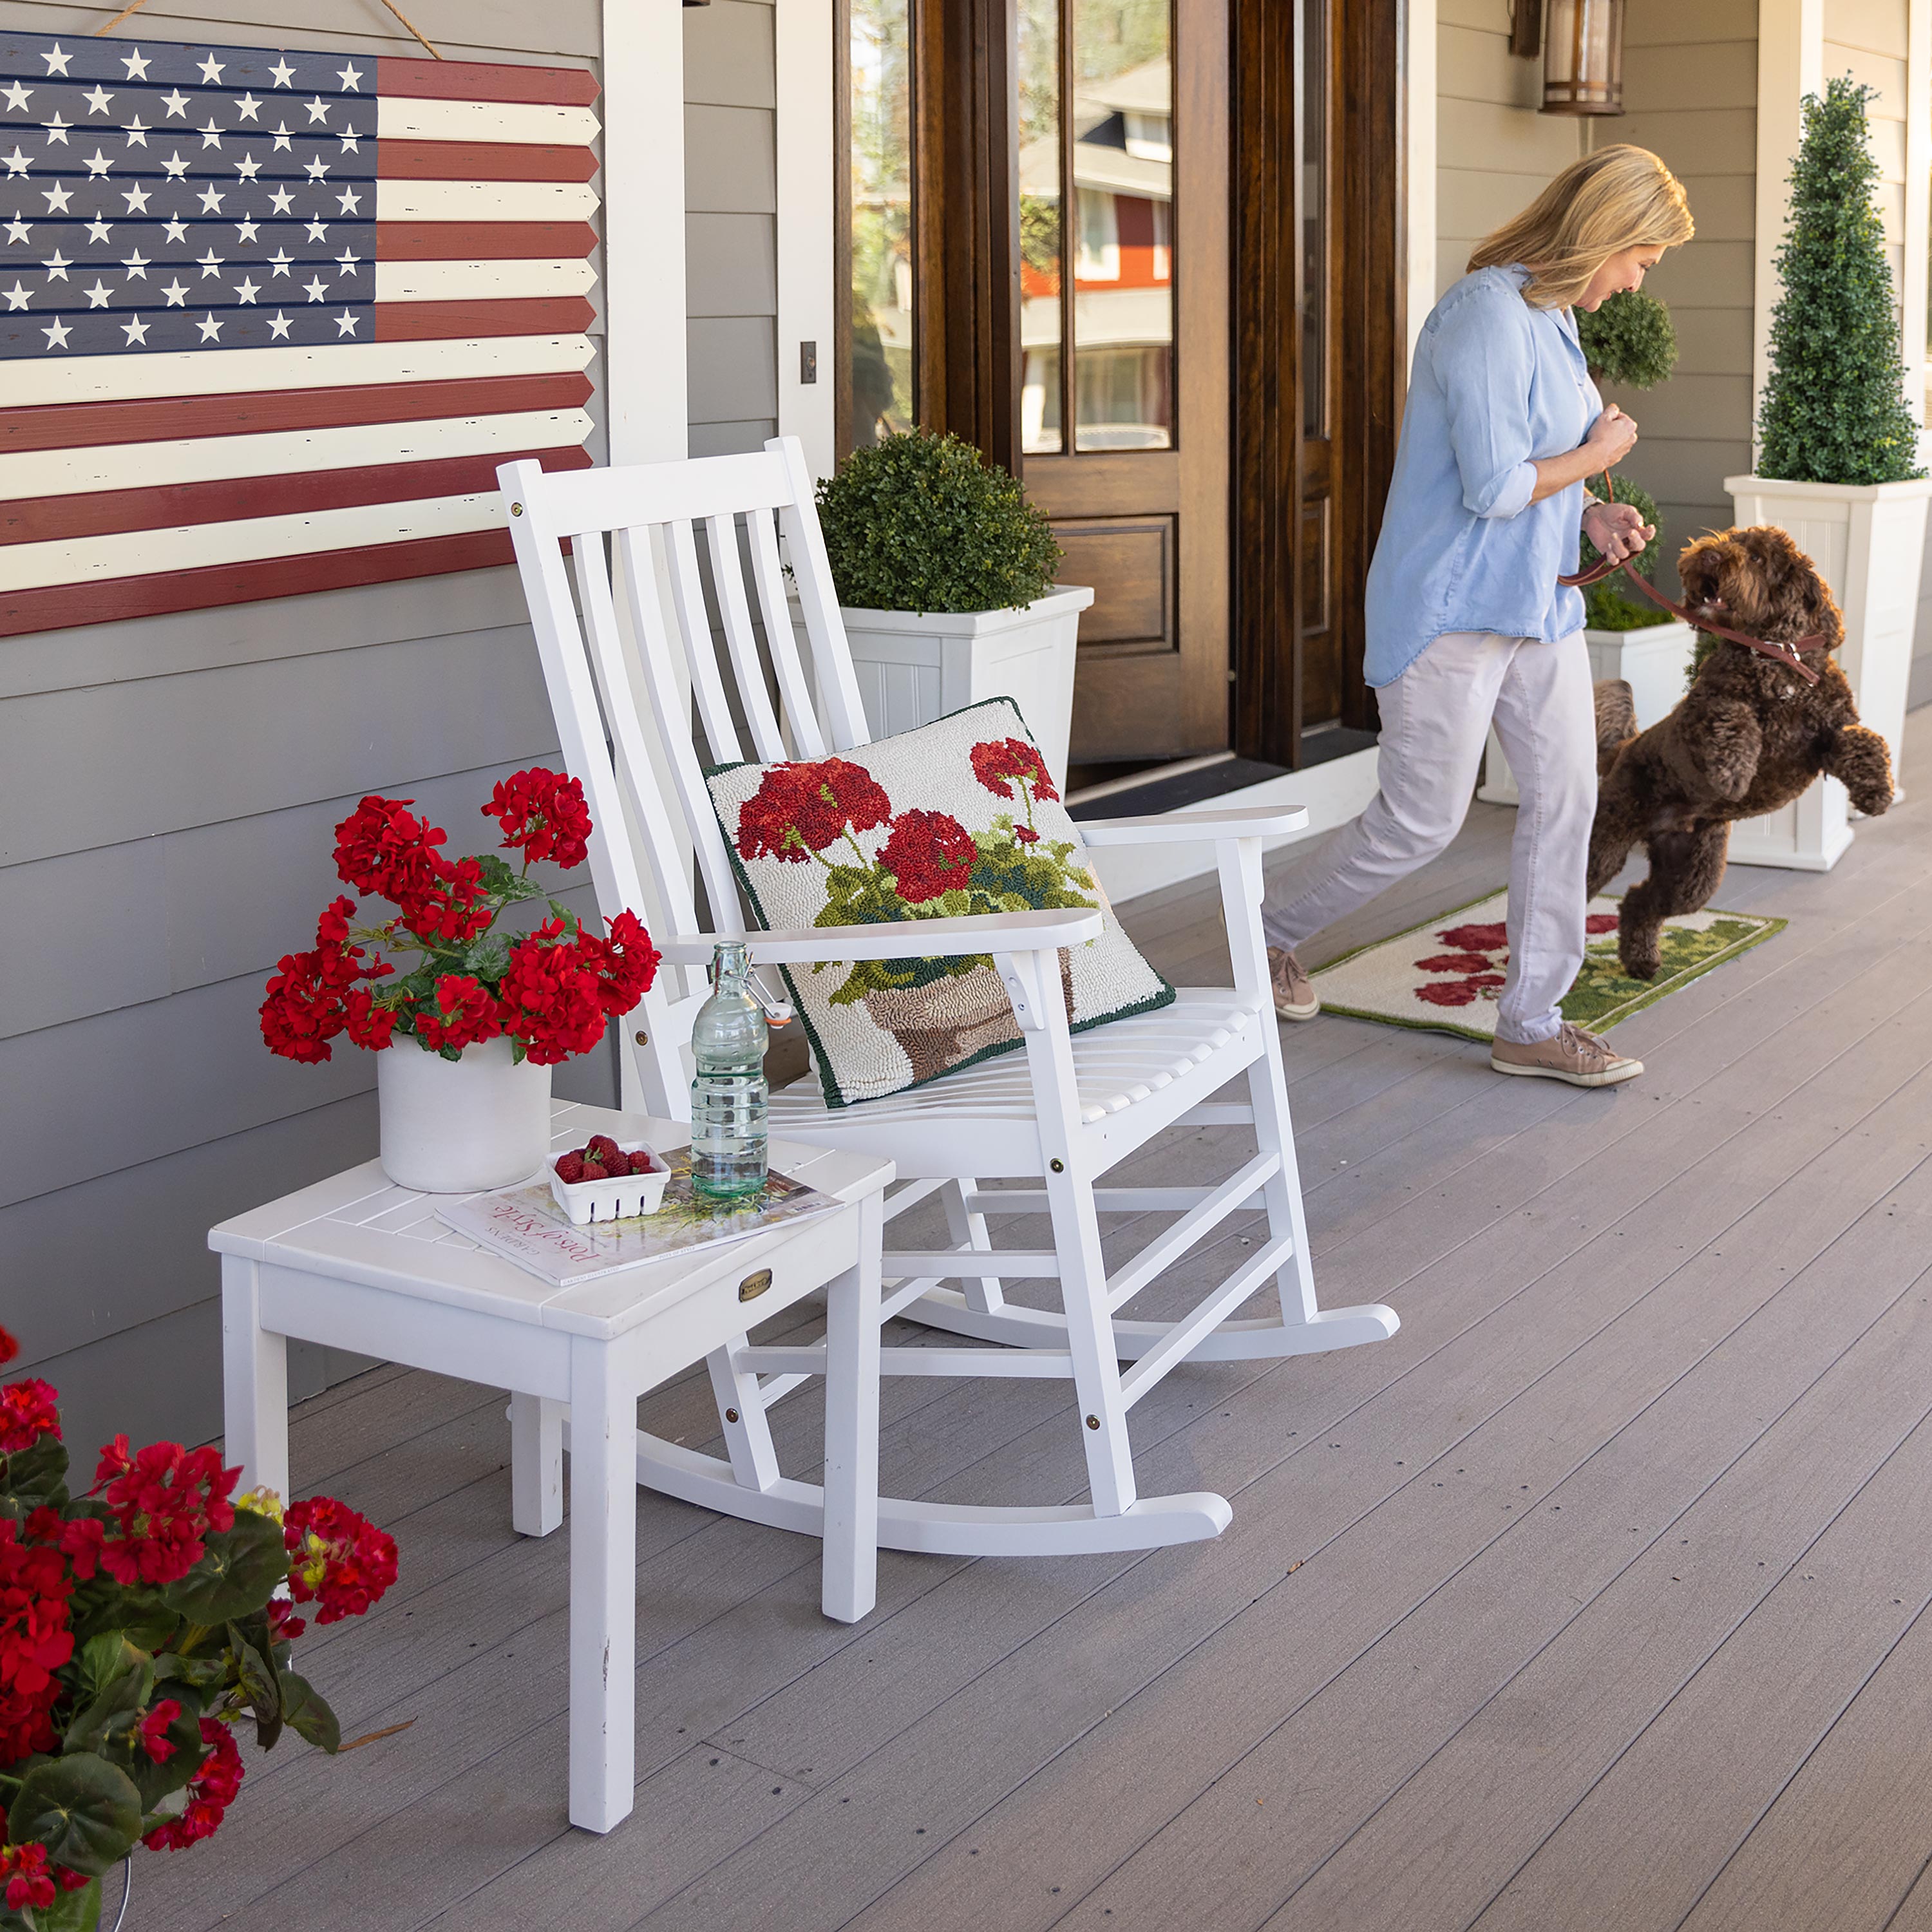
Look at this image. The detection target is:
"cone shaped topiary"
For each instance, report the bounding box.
[815,428,1064,616]
[1757,77,1924,486]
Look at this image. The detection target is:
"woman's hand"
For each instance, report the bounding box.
[1582,498,1654,565]
[1583,404,1639,469]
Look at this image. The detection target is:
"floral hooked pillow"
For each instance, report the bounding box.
[706,697,1175,1108]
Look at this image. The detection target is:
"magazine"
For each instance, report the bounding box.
[435,1146,839,1290]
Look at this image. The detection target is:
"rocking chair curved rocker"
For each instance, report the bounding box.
[499,440,1397,1559]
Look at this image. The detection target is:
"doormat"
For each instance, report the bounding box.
[1308,889,1786,1043]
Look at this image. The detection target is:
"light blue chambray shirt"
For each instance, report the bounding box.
[1361,264,1601,687]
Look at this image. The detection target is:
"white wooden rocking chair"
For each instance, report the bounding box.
[499,439,1397,1559]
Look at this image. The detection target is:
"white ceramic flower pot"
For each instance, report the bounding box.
[375,1035,554,1194]
[837,583,1094,793]
[1720,473,1932,871]
[1479,621,1697,807]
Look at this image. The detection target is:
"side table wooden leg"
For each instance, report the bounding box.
[567,1336,635,1833]
[222,1256,289,1501]
[509,1393,565,1537]
[820,1189,882,1624]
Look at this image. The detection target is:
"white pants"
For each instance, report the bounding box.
[1261,630,1596,1045]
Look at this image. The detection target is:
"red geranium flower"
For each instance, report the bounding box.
[82,1437,239,1589]
[0,1327,14,1366]
[342,988,397,1052]
[497,922,610,1066]
[0,1519,75,1764]
[143,1719,244,1852]
[576,909,661,1017]
[1437,922,1508,952]
[413,975,502,1054]
[0,1377,59,1455]
[880,810,978,904]
[483,768,594,871]
[259,902,389,1065]
[734,759,892,863]
[969,737,1058,804]
[139,1698,183,1765]
[284,1496,398,1625]
[400,855,494,946]
[0,1844,55,1915]
[332,797,447,907]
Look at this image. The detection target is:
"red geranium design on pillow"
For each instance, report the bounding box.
[879,810,978,904]
[971,737,1058,804]
[735,758,893,865]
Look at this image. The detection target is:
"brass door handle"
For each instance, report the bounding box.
[738,1268,773,1303]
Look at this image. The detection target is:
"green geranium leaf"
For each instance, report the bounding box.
[277,1672,341,1754]
[126,1696,206,1812]
[158,1509,289,1625]
[62,1656,151,1765]
[6,1756,142,1877]
[0,1435,70,1512]
[151,1651,226,1693]
[71,1634,148,1710]
[227,1624,282,1750]
[12,1875,104,1932]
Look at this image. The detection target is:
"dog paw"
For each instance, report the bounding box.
[1853,791,1893,818]
[1618,945,1662,981]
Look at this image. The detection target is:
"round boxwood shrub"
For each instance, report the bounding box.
[1578,474,1666,630]
[1577,289,1678,391]
[815,429,1063,615]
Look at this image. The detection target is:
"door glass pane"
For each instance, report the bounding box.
[1302,0,1329,438]
[848,0,916,450]
[1019,0,1064,455]
[1071,0,1173,451]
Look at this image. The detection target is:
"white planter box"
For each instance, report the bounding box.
[838,583,1094,792]
[1719,473,1932,871]
[1479,621,1696,807]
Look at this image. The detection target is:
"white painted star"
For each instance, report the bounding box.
[198,120,224,149]
[122,117,149,147]
[303,157,330,182]
[337,63,363,91]
[2,147,29,176]
[40,114,70,146]
[3,216,28,244]
[266,247,292,276]
[270,122,293,153]
[120,184,149,213]
[333,248,359,274]
[159,90,190,119]
[41,249,70,280]
[41,316,70,348]
[120,315,149,343]
[196,185,225,214]
[335,186,361,215]
[266,187,294,215]
[304,95,330,124]
[233,218,259,242]
[160,216,187,243]
[82,277,110,307]
[334,308,357,336]
[194,247,224,278]
[82,149,112,177]
[2,280,28,309]
[234,274,260,303]
[41,45,72,77]
[120,49,151,80]
[160,276,187,305]
[197,54,226,84]
[303,218,328,243]
[1,81,30,111]
[40,184,71,213]
[196,310,223,341]
[266,308,292,338]
[234,155,260,180]
[120,249,148,279]
[302,274,327,301]
[337,128,359,154]
[268,57,296,88]
[160,150,189,178]
[82,84,113,115]
[84,215,110,243]
[234,93,262,122]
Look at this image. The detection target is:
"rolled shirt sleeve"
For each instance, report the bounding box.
[1432,290,1540,520]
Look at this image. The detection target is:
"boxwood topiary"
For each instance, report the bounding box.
[1577,289,1678,392]
[815,429,1064,615]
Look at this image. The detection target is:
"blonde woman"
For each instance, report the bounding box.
[1263,145,1694,1088]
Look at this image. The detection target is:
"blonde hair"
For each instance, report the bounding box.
[1468,145,1693,308]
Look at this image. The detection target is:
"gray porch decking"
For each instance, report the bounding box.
[148,708,1932,1932]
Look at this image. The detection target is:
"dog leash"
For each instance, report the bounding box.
[1558,473,1826,685]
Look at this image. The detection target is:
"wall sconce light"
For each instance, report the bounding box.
[1541,0,1627,112]
[1508,0,1542,60]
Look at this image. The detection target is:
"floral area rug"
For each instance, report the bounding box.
[1308,889,1786,1043]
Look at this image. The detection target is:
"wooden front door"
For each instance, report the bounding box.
[1012,0,1230,769]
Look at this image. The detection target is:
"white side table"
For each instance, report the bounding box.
[209,1103,891,1834]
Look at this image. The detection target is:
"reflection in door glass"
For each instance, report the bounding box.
[1019,0,1064,453]
[1072,0,1173,451]
[1302,0,1328,438]
[848,0,915,450]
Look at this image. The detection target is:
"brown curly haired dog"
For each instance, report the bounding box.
[1587,525,1894,979]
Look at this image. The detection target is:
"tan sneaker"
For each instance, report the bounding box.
[1491,1021,1642,1088]
[1267,946,1320,1021]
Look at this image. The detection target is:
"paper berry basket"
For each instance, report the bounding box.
[548,1141,671,1225]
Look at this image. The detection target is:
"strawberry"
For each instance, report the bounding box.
[605,1150,635,1176]
[587,1133,622,1164]
[580,1160,609,1182]
[554,1153,588,1184]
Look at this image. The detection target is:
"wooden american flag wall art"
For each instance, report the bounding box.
[0,28,600,638]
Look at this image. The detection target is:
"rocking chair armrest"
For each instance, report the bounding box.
[657,906,1103,969]
[1076,804,1311,847]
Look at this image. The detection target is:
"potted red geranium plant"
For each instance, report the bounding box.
[0,1327,397,1931]
[259,768,659,1193]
